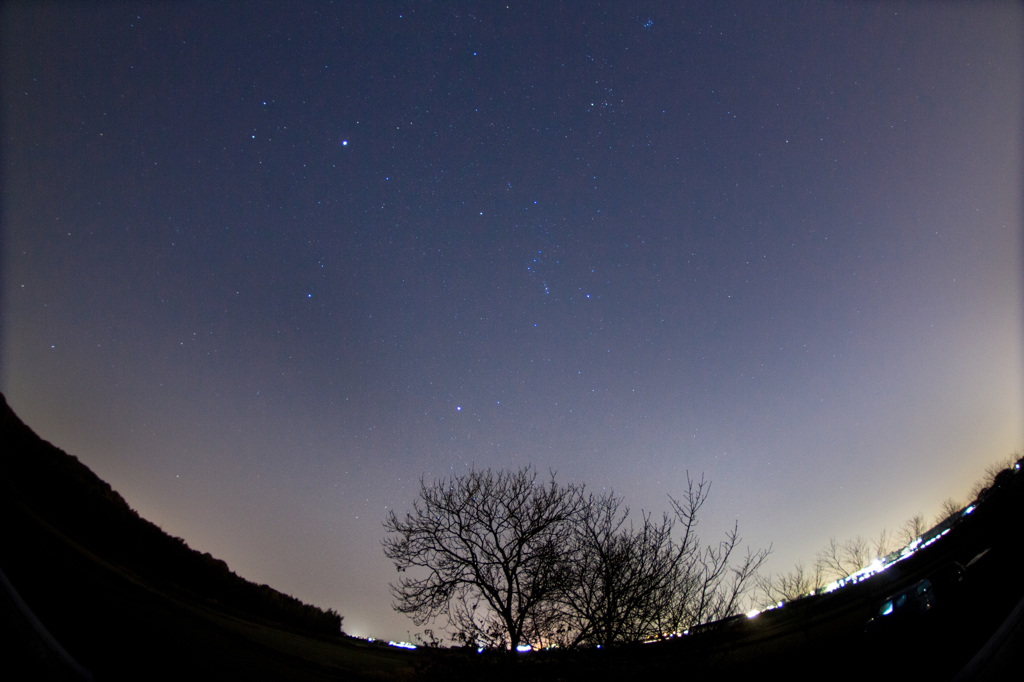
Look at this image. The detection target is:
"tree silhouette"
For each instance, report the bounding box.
[897,514,926,547]
[935,497,961,525]
[383,468,769,649]
[816,535,870,580]
[757,561,827,606]
[382,466,584,650]
[553,491,682,647]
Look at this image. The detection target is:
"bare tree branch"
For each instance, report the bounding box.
[756,561,826,607]
[554,492,682,647]
[382,466,584,650]
[383,468,769,649]
[816,535,871,580]
[935,497,961,526]
[873,527,893,560]
[896,514,926,547]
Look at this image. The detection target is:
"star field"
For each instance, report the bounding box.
[2,2,1022,640]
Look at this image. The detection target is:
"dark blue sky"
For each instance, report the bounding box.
[3,2,1021,640]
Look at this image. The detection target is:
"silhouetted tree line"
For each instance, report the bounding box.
[757,450,1023,606]
[0,393,342,637]
[383,466,769,650]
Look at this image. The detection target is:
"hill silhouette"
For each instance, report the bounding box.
[0,392,342,638]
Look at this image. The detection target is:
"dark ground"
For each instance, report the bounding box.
[2,392,1022,680]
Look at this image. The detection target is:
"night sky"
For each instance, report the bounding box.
[3,2,1022,641]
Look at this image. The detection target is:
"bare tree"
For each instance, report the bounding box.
[846,535,871,570]
[686,525,771,625]
[757,561,827,606]
[553,492,687,648]
[658,475,771,634]
[816,535,870,580]
[935,497,961,526]
[967,480,989,503]
[382,466,584,650]
[760,527,902,608]
[984,454,1019,485]
[873,527,894,560]
[553,473,768,645]
[968,453,1020,501]
[384,468,769,650]
[896,514,926,547]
